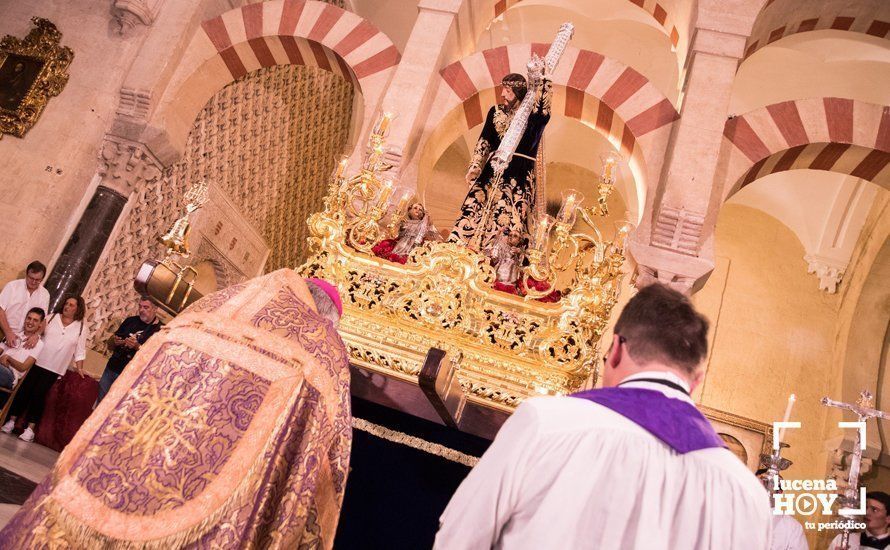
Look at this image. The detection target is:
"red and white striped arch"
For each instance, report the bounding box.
[147,0,400,157]
[493,0,680,49]
[718,98,890,198]
[419,44,678,194]
[745,0,890,59]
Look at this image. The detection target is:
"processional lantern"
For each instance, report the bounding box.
[136,181,209,315]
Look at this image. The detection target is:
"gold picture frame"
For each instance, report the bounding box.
[0,17,73,139]
[701,404,775,472]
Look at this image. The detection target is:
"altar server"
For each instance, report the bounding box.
[435,283,771,549]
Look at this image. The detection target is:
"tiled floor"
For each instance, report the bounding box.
[0,433,58,529]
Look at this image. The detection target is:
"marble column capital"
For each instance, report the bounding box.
[97,135,164,197]
[630,241,715,295]
[112,0,165,36]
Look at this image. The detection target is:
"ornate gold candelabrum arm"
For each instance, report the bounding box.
[321,112,398,253]
[521,202,630,300]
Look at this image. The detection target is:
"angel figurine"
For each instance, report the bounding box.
[485,230,526,295]
[372,202,442,264]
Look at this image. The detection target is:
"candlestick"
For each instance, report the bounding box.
[600,151,622,183]
[557,189,584,226]
[378,178,394,206]
[777,394,796,443]
[531,215,554,251]
[394,189,412,216]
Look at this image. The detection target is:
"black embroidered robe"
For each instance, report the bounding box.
[449,80,552,247]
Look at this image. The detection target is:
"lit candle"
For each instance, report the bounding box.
[557,190,583,226]
[532,215,553,250]
[335,156,348,179]
[603,160,615,182]
[395,189,412,216]
[565,193,575,211]
[375,112,393,135]
[378,179,394,205]
[777,394,797,443]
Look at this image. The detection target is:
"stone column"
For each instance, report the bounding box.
[45,136,163,310]
[631,28,746,293]
[378,0,464,178]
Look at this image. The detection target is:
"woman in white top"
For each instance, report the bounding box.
[1,296,88,442]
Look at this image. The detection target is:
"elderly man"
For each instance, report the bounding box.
[96,296,162,403]
[435,283,771,549]
[0,261,50,349]
[1,270,351,549]
[828,491,890,549]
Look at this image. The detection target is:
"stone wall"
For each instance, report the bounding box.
[83,64,354,349]
[0,7,143,281]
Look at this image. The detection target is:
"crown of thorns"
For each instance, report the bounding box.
[501,73,527,92]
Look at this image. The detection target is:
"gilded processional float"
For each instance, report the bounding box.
[139,23,636,437]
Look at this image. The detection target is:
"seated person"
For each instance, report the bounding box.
[373,202,441,264]
[485,230,524,295]
[0,307,45,393]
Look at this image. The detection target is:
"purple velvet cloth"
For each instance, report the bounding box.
[571,387,727,454]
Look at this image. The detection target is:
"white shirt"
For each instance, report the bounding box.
[771,515,809,549]
[434,371,772,550]
[0,332,45,385]
[36,315,88,375]
[829,531,890,549]
[0,279,50,334]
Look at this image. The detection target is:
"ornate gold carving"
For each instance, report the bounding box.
[492,107,512,138]
[0,18,73,139]
[159,181,209,258]
[299,118,631,411]
[352,417,479,467]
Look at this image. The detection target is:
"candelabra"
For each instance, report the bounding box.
[522,188,633,301]
[331,112,397,253]
[596,151,622,216]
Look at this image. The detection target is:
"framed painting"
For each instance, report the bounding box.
[701,404,775,472]
[0,17,73,138]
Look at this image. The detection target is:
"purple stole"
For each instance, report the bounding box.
[571,386,726,454]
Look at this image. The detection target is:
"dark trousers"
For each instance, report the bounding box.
[9,366,59,426]
[96,368,121,403]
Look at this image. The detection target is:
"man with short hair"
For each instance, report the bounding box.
[828,491,890,549]
[96,296,161,403]
[0,261,50,349]
[435,283,771,549]
[0,307,45,392]
[756,468,808,550]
